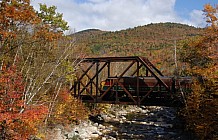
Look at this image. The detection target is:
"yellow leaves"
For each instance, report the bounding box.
[94,104,111,114]
[204,4,218,29]
[204,4,216,14]
[46,88,89,126]
[55,104,66,115]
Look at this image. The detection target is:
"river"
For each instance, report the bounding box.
[96,106,196,140]
[58,105,197,140]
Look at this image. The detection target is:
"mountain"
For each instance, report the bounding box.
[71,22,204,75]
[73,29,106,42]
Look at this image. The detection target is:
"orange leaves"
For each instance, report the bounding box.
[59,89,71,102]
[22,105,48,121]
[203,4,218,78]
[0,0,40,51]
[180,4,218,139]
[0,0,38,23]
[34,27,62,42]
[204,4,218,28]
[181,4,217,71]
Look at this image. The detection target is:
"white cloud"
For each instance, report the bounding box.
[189,10,205,27]
[87,0,107,3]
[30,0,206,32]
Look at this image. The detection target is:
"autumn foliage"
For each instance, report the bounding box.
[46,88,89,126]
[0,0,88,139]
[0,65,48,140]
[180,4,218,140]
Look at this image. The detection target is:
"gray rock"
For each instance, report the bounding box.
[93,123,99,127]
[108,114,115,118]
[157,117,163,122]
[102,129,108,133]
[109,125,114,128]
[108,136,116,140]
[120,115,126,120]
[80,133,89,139]
[95,130,102,136]
[52,128,67,140]
[113,118,120,122]
[98,124,106,129]
[90,133,99,138]
[67,132,77,138]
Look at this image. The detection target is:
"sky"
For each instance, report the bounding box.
[30,0,217,32]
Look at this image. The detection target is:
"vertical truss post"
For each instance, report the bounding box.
[130,64,143,76]
[108,62,110,77]
[138,57,170,91]
[137,61,140,105]
[146,69,149,77]
[116,83,118,103]
[95,61,99,102]
[90,81,93,96]
[78,82,81,98]
[73,81,77,97]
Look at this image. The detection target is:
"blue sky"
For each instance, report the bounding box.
[175,0,217,19]
[31,0,217,32]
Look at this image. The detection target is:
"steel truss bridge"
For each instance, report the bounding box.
[70,56,191,107]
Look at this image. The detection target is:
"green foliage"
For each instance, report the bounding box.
[38,3,69,33]
[60,60,77,83]
[90,44,104,54]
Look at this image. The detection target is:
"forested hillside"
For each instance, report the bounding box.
[72,23,204,75]
[73,23,203,55]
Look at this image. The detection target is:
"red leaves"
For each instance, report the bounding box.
[0,65,48,140]
[0,65,23,111]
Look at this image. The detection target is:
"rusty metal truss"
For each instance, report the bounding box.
[70,56,190,106]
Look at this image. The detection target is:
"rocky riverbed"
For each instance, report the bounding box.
[50,105,196,140]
